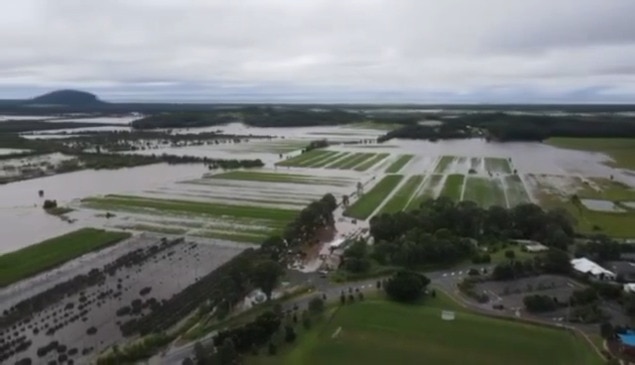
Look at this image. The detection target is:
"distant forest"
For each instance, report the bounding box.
[378,113,635,142]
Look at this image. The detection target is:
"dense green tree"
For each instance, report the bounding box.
[251,260,284,300]
[308,297,324,315]
[542,249,572,275]
[384,271,430,303]
[523,295,559,313]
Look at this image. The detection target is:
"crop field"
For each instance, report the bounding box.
[83,195,299,223]
[337,153,376,170]
[0,228,130,288]
[325,153,376,170]
[405,174,444,210]
[379,175,424,214]
[385,154,414,173]
[504,175,531,206]
[546,137,635,170]
[276,150,333,167]
[484,157,513,174]
[433,155,457,174]
[439,174,465,201]
[252,295,601,365]
[463,177,507,208]
[354,153,389,171]
[311,152,349,168]
[344,175,404,220]
[292,151,340,167]
[209,170,353,187]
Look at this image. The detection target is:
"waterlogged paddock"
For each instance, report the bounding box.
[0,235,245,365]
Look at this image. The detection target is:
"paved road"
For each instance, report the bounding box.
[157,265,491,364]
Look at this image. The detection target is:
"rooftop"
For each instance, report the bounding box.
[570,257,616,277]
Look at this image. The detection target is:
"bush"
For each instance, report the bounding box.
[308,297,324,315]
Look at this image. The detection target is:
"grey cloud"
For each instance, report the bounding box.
[0,0,634,102]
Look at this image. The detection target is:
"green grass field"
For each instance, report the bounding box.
[250,294,602,365]
[83,195,299,222]
[276,150,332,167]
[209,170,351,186]
[505,175,531,207]
[406,174,443,210]
[434,155,456,174]
[344,175,404,219]
[439,174,464,201]
[116,224,187,235]
[354,153,389,171]
[380,175,424,214]
[463,177,507,207]
[385,154,414,173]
[0,228,130,288]
[546,137,635,170]
[484,157,513,174]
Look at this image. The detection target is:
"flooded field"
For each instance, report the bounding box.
[0,234,245,364]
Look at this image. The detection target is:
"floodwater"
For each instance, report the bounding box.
[581,199,626,212]
[0,148,28,155]
[47,116,142,125]
[0,234,245,365]
[337,138,635,186]
[0,164,205,254]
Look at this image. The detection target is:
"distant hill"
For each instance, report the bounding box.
[26,90,106,107]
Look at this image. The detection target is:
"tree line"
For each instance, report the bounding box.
[365,198,575,270]
[377,113,635,142]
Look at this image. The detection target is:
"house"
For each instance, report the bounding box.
[570,257,616,281]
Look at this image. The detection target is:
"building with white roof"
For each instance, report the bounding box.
[570,257,616,281]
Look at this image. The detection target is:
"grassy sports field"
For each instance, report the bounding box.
[385,154,414,173]
[379,175,424,214]
[344,175,404,219]
[0,228,130,288]
[546,137,635,170]
[250,294,602,365]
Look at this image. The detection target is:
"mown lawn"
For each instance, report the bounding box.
[83,195,299,222]
[439,174,465,201]
[250,294,602,365]
[380,175,424,214]
[385,154,414,173]
[546,137,635,170]
[0,228,130,287]
[344,175,404,219]
[463,177,507,208]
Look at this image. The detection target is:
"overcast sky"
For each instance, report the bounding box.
[1,0,635,103]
